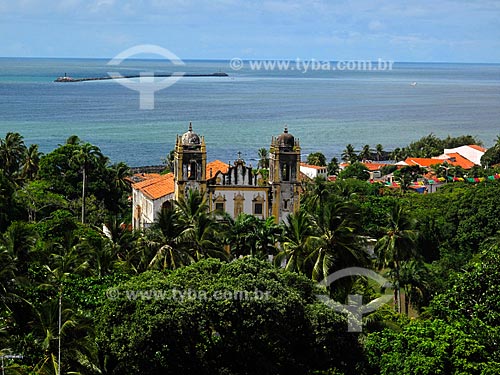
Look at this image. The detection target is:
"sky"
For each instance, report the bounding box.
[0,0,499,62]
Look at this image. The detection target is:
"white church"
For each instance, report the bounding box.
[132,123,302,229]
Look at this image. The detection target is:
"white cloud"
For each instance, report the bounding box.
[368,20,384,31]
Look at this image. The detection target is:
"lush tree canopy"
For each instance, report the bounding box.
[96,258,363,375]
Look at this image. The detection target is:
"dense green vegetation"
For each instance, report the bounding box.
[2,132,500,374]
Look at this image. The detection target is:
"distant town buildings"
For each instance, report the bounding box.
[398,144,486,169]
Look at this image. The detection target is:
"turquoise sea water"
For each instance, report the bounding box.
[0,58,499,166]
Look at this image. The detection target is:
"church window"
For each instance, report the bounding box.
[234,194,245,217]
[253,194,265,216]
[189,161,197,180]
[282,163,290,181]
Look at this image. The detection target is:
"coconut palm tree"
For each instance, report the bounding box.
[375,144,384,161]
[341,144,357,163]
[257,148,269,169]
[398,260,430,315]
[228,214,263,257]
[327,157,339,176]
[301,177,332,215]
[175,189,227,261]
[2,221,37,274]
[0,132,27,179]
[374,203,419,313]
[390,148,404,162]
[306,152,327,166]
[359,144,372,161]
[71,143,106,224]
[110,162,130,192]
[309,198,368,291]
[145,204,194,270]
[21,143,42,181]
[254,216,282,259]
[276,210,318,274]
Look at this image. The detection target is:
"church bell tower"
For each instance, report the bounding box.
[174,122,207,200]
[269,126,301,222]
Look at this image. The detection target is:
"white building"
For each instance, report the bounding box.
[299,163,328,179]
[132,173,175,229]
[438,145,486,166]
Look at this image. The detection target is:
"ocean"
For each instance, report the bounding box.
[0,57,499,167]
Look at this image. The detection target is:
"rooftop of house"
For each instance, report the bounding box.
[132,173,175,200]
[362,162,389,171]
[467,144,487,152]
[404,153,475,169]
[300,162,327,170]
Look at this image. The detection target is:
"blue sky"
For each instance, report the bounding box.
[0,0,499,62]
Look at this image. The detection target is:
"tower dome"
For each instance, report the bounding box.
[276,126,295,149]
[181,122,201,146]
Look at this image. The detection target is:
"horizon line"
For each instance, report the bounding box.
[0,56,499,65]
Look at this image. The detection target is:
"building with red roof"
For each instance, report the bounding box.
[132,124,302,229]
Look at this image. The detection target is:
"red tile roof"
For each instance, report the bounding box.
[468,144,487,152]
[445,153,475,169]
[133,173,175,200]
[405,158,444,168]
[361,162,388,171]
[206,160,229,178]
[404,154,475,170]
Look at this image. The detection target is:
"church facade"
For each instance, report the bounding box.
[132,123,301,229]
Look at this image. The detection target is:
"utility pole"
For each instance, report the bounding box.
[58,287,62,375]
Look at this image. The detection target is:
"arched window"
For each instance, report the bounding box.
[234,194,245,217]
[253,194,265,216]
[214,194,226,213]
[189,161,197,180]
[281,163,290,181]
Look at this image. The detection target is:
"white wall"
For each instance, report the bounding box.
[300,165,328,179]
[443,146,484,165]
[211,188,268,219]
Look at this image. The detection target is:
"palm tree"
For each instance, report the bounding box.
[327,157,339,176]
[398,260,430,315]
[309,198,368,298]
[301,177,331,214]
[228,214,262,257]
[306,152,327,166]
[390,148,404,162]
[0,244,17,306]
[175,190,227,261]
[276,210,318,274]
[0,132,27,179]
[21,143,42,181]
[71,143,105,224]
[145,204,193,270]
[359,144,372,161]
[254,216,282,258]
[257,148,269,169]
[375,144,384,161]
[110,162,130,192]
[2,221,37,274]
[341,144,357,163]
[374,204,419,313]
